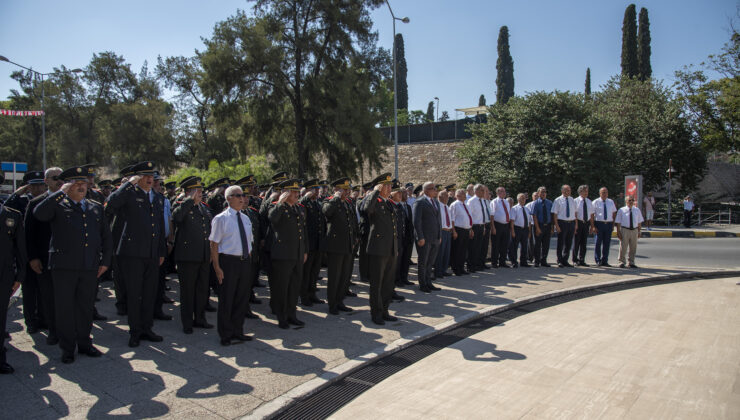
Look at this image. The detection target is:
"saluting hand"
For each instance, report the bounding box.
[60,182,73,195]
[128,175,142,185]
[14,184,30,194]
[278,192,290,204]
[374,184,383,192]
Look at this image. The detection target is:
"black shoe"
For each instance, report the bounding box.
[27,325,40,334]
[249,296,262,304]
[557,263,565,268]
[245,311,259,319]
[93,312,108,321]
[629,264,638,269]
[482,264,492,269]
[534,263,540,267]
[128,336,140,348]
[563,262,573,267]
[301,299,314,307]
[443,272,451,277]
[541,262,552,267]
[95,297,101,302]
[278,320,290,329]
[183,327,193,334]
[601,262,612,267]
[193,321,214,329]
[382,314,398,322]
[520,263,531,268]
[62,352,75,364]
[578,262,590,267]
[419,286,431,293]
[429,285,441,291]
[402,280,413,285]
[337,304,353,312]
[371,317,385,326]
[310,296,325,304]
[154,312,173,321]
[328,307,339,315]
[141,331,163,342]
[162,296,175,304]
[220,338,232,346]
[205,304,217,312]
[232,334,253,342]
[0,362,14,374]
[287,318,305,326]
[46,334,59,346]
[499,263,511,268]
[391,293,405,302]
[79,346,103,357]
[618,263,626,268]
[511,263,519,268]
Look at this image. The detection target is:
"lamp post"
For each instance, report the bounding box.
[0,55,82,170]
[434,96,439,122]
[385,1,409,179]
[666,159,677,226]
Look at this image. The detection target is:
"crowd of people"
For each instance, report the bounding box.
[0,162,648,373]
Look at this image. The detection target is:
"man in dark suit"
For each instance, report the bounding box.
[361,173,399,325]
[323,178,357,314]
[413,182,442,293]
[396,188,414,287]
[34,166,113,363]
[105,161,167,348]
[299,179,326,307]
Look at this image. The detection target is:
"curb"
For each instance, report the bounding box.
[248,268,740,420]
[605,230,738,238]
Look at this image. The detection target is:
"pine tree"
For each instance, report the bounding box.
[585,68,591,96]
[478,94,486,106]
[426,101,435,122]
[621,4,638,78]
[496,26,515,104]
[394,33,409,110]
[638,7,652,80]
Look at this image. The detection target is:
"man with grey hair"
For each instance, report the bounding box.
[552,184,576,268]
[413,182,442,292]
[466,184,490,272]
[573,185,594,266]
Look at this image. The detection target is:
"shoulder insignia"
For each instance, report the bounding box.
[5,217,15,227]
[88,199,101,206]
[3,206,21,215]
[249,206,257,211]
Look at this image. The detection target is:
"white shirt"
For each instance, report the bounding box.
[552,195,576,221]
[573,196,594,222]
[525,200,536,214]
[643,196,655,211]
[592,197,616,222]
[511,204,532,228]
[490,197,511,224]
[466,196,490,225]
[209,207,253,256]
[406,196,416,209]
[438,200,453,229]
[615,206,644,228]
[683,200,694,211]
[450,200,473,229]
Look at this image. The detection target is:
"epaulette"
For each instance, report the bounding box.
[202,202,210,207]
[2,206,21,215]
[249,206,257,211]
[377,198,383,202]
[88,199,101,206]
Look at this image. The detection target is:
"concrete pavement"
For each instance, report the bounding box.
[331,276,740,419]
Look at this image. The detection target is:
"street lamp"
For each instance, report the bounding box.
[434,96,439,122]
[0,55,83,170]
[385,0,409,179]
[666,159,677,226]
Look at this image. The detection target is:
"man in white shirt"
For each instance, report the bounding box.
[466,184,491,272]
[434,189,454,278]
[490,186,512,268]
[551,184,576,267]
[572,185,595,267]
[592,187,617,267]
[643,192,655,230]
[209,185,254,345]
[509,193,531,268]
[614,195,644,268]
[450,189,474,275]
[465,184,475,200]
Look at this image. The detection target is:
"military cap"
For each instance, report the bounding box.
[279,178,301,191]
[318,179,329,187]
[119,165,135,177]
[445,184,456,192]
[391,179,403,192]
[98,179,113,188]
[112,177,123,187]
[153,170,163,181]
[164,181,176,189]
[81,163,97,177]
[330,177,351,189]
[272,171,288,182]
[405,182,414,189]
[351,185,361,192]
[205,177,230,190]
[22,171,45,185]
[413,184,423,195]
[180,176,203,190]
[370,172,393,187]
[236,174,256,187]
[303,178,320,189]
[59,166,89,182]
[270,181,283,191]
[131,161,156,175]
[258,184,269,190]
[362,182,373,190]
[435,184,443,191]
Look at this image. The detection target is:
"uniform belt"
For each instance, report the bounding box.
[473,223,485,227]
[442,228,453,232]
[595,220,613,224]
[219,253,250,261]
[621,227,637,230]
[558,220,575,223]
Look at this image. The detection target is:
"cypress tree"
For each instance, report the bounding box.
[621,4,638,78]
[496,26,515,104]
[638,7,652,80]
[478,94,486,106]
[426,101,435,122]
[585,68,591,96]
[394,33,409,110]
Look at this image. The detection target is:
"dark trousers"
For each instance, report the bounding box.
[528,228,536,262]
[556,220,575,264]
[327,252,353,309]
[468,224,485,270]
[0,271,13,365]
[367,254,396,319]
[217,254,251,339]
[51,269,97,353]
[572,220,590,263]
[509,226,529,264]
[112,255,127,312]
[271,257,302,322]
[415,239,439,288]
[482,223,491,267]
[397,241,413,283]
[177,261,209,329]
[119,256,159,337]
[22,271,42,329]
[301,250,321,301]
[594,221,614,264]
[451,227,470,274]
[358,235,369,281]
[534,223,552,264]
[37,270,56,337]
[493,221,510,266]
[683,210,692,228]
[434,230,452,277]
[155,255,169,314]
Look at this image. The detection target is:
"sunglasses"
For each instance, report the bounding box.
[229,194,245,198]
[51,176,61,181]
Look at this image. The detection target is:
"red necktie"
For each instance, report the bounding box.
[444,205,450,226]
[463,203,472,226]
[502,200,509,223]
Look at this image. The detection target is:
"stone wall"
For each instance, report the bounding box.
[357,142,464,187]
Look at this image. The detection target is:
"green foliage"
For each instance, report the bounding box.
[621,4,638,78]
[637,7,652,81]
[585,68,591,96]
[496,26,515,104]
[440,111,450,122]
[167,155,273,186]
[457,91,616,196]
[394,33,409,110]
[478,94,486,106]
[425,101,435,122]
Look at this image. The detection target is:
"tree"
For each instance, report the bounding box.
[478,94,486,106]
[457,91,616,195]
[394,33,409,110]
[439,111,450,122]
[496,26,515,104]
[621,4,638,78]
[425,101,435,122]
[585,68,591,96]
[594,76,706,192]
[200,0,390,178]
[638,7,652,80]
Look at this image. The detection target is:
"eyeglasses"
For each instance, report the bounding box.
[50,176,61,181]
[229,194,245,198]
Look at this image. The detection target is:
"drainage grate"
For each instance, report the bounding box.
[269,273,731,420]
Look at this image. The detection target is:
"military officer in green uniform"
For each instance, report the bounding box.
[205,178,230,216]
[360,173,399,325]
[172,176,214,334]
[268,179,308,329]
[323,178,358,314]
[299,179,326,307]
[1,173,27,374]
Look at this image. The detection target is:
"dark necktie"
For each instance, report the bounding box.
[522,207,529,228]
[566,197,570,218]
[602,199,607,221]
[478,199,485,224]
[629,208,634,229]
[236,212,249,258]
[443,204,450,226]
[463,203,472,226]
[582,200,588,223]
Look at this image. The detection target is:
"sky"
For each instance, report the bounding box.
[0,0,737,118]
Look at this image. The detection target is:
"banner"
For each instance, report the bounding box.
[0,109,45,116]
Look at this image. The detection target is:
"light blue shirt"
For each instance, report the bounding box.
[163,197,171,237]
